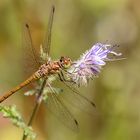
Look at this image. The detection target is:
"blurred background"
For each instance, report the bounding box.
[0,0,140,140]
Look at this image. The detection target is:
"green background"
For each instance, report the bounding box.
[0,0,139,140]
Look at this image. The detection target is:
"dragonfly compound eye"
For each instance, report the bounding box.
[60,56,71,69]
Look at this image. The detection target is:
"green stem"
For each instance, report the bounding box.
[22,79,47,140]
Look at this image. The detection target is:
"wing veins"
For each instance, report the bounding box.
[43,5,55,57]
[24,23,40,66]
[46,82,79,132]
[61,80,96,107]
[58,78,96,115]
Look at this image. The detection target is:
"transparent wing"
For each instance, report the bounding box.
[42,5,55,58]
[60,81,97,116]
[24,23,40,65]
[45,82,79,132]
[22,23,40,77]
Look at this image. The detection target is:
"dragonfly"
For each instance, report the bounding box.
[0,5,96,131]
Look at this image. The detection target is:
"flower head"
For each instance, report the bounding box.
[68,43,122,86]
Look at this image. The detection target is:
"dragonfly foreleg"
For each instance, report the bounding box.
[58,71,76,84]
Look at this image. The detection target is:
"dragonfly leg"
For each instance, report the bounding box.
[58,72,76,84]
[58,73,63,81]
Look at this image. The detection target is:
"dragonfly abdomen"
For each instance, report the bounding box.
[0,74,38,103]
[0,61,61,103]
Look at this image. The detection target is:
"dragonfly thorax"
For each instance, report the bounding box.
[35,56,71,79]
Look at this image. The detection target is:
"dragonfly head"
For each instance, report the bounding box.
[59,56,72,69]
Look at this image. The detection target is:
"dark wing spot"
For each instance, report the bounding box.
[52,5,55,13]
[74,119,79,126]
[25,23,29,28]
[90,101,96,108]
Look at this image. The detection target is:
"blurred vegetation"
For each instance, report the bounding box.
[0,0,140,140]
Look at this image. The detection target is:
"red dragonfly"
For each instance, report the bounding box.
[0,6,96,131]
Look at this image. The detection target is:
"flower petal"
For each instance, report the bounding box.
[68,43,123,86]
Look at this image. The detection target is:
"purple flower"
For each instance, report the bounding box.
[68,43,122,86]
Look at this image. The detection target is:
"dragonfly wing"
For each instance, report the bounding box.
[42,5,55,58]
[45,82,79,132]
[22,23,40,77]
[60,81,97,116]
